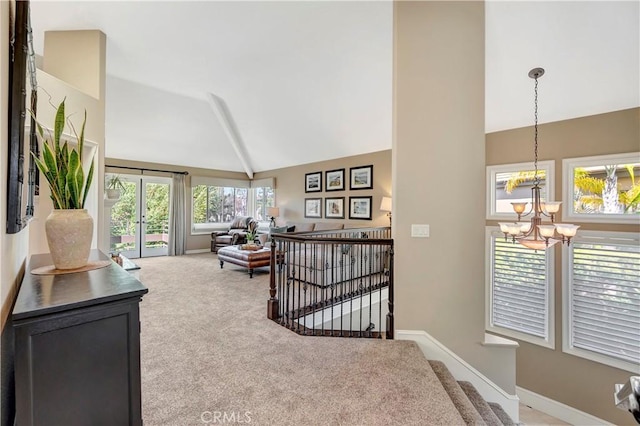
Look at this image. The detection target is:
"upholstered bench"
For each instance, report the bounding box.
[217,245,280,278]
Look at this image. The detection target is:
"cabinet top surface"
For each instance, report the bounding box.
[12,250,148,321]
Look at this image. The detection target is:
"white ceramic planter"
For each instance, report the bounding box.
[45,209,94,270]
[105,189,121,200]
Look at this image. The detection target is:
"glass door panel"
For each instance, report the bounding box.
[108,176,171,259]
[141,179,170,257]
[109,179,140,258]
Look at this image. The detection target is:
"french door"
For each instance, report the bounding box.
[109,176,171,258]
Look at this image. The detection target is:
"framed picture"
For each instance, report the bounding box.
[349,196,372,220]
[305,198,322,218]
[325,168,345,191]
[349,165,373,190]
[305,172,322,192]
[325,197,345,219]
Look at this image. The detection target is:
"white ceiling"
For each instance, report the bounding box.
[29,1,639,174]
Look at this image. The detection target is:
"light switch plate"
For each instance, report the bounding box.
[411,224,430,238]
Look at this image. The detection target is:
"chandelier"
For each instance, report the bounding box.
[499,67,579,250]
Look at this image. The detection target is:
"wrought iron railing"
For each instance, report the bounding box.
[267,227,394,339]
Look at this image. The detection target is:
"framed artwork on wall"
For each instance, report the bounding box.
[305,198,322,218]
[325,197,345,219]
[349,196,372,220]
[7,1,38,234]
[305,172,322,193]
[325,168,345,191]
[349,165,373,190]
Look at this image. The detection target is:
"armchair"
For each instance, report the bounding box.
[210,216,254,253]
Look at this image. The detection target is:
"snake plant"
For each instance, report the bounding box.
[32,99,95,209]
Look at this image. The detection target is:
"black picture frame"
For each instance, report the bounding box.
[349,165,373,190]
[324,197,345,219]
[305,171,322,193]
[7,1,37,234]
[325,168,345,192]
[349,196,372,220]
[305,198,322,218]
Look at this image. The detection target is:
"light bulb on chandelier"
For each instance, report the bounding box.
[499,68,579,249]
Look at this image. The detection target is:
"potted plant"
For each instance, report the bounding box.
[105,174,125,200]
[32,99,96,270]
[243,221,259,248]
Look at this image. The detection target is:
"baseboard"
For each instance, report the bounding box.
[396,329,520,423]
[185,249,210,255]
[517,386,612,426]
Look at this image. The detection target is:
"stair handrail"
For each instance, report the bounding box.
[615,376,640,423]
[268,226,393,338]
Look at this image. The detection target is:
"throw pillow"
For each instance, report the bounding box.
[230,216,251,229]
[271,226,288,235]
[268,226,289,243]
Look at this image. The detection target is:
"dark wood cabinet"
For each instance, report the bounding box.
[12,250,148,426]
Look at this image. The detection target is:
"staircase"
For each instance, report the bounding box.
[430,360,515,425]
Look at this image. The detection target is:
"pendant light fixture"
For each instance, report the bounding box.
[499,68,579,249]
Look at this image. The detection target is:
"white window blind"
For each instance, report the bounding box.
[487,229,553,346]
[565,232,640,369]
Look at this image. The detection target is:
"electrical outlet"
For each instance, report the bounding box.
[411,224,430,238]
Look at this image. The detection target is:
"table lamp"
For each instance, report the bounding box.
[267,207,280,227]
[380,197,392,226]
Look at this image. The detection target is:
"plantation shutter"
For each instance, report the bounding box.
[490,231,550,339]
[568,235,640,365]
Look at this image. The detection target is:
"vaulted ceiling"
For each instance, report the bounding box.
[29,1,639,174]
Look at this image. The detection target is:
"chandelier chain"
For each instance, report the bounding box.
[533,75,539,185]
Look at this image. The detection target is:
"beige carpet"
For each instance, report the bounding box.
[135,253,464,425]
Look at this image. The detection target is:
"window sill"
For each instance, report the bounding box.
[485,326,554,350]
[562,345,640,374]
[191,224,229,236]
[482,333,519,348]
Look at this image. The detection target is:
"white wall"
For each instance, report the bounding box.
[27,71,103,254]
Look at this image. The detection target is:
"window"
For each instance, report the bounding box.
[486,227,555,348]
[486,161,555,220]
[253,186,275,221]
[191,177,250,233]
[563,152,640,224]
[190,176,276,233]
[563,231,640,372]
[193,185,248,224]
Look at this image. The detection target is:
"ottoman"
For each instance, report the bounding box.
[217,245,273,278]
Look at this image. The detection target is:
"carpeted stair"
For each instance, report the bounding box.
[488,402,516,426]
[429,360,515,426]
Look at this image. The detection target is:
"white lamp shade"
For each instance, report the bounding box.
[517,222,532,233]
[537,225,557,238]
[498,222,512,233]
[556,224,580,237]
[543,201,562,214]
[267,207,280,218]
[380,197,392,212]
[499,222,522,235]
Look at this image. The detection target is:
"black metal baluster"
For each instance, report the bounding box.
[386,243,394,339]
